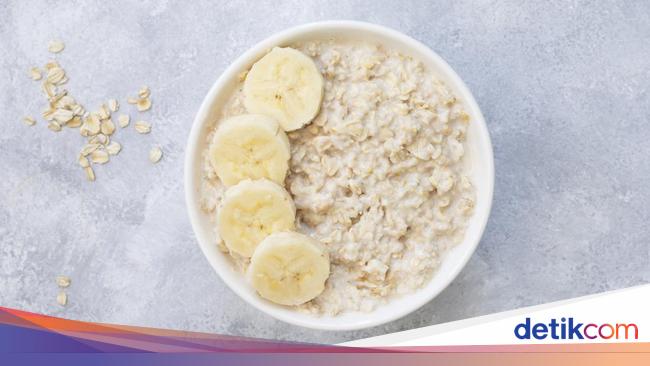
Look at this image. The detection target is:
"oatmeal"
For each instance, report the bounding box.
[200,40,475,315]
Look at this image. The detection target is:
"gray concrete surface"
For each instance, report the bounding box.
[1,0,649,344]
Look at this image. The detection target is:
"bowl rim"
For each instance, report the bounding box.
[184,20,494,331]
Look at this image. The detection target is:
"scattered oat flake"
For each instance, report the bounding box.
[108,99,119,112]
[45,60,59,70]
[56,95,75,109]
[56,291,67,306]
[136,98,152,112]
[91,133,108,145]
[42,108,55,121]
[72,104,84,116]
[100,119,116,136]
[23,116,36,126]
[134,121,151,134]
[52,109,74,123]
[66,116,82,128]
[56,276,71,288]
[26,50,158,182]
[98,104,110,119]
[149,146,163,163]
[49,90,67,104]
[78,154,90,168]
[83,115,101,135]
[118,114,130,128]
[90,150,109,164]
[42,82,55,97]
[85,166,95,181]
[81,143,99,156]
[48,40,65,53]
[47,67,66,84]
[30,67,42,81]
[48,121,62,132]
[106,141,121,155]
[138,86,150,98]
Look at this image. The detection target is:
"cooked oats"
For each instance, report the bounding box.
[200,40,476,315]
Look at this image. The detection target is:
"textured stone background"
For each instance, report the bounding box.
[1,0,649,344]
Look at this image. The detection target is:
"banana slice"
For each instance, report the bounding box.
[248,232,330,306]
[243,47,324,131]
[208,114,290,186]
[217,179,295,257]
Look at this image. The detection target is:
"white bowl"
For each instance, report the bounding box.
[185,21,494,331]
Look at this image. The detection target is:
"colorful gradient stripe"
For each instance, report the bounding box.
[0,307,349,353]
[1,306,650,365]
